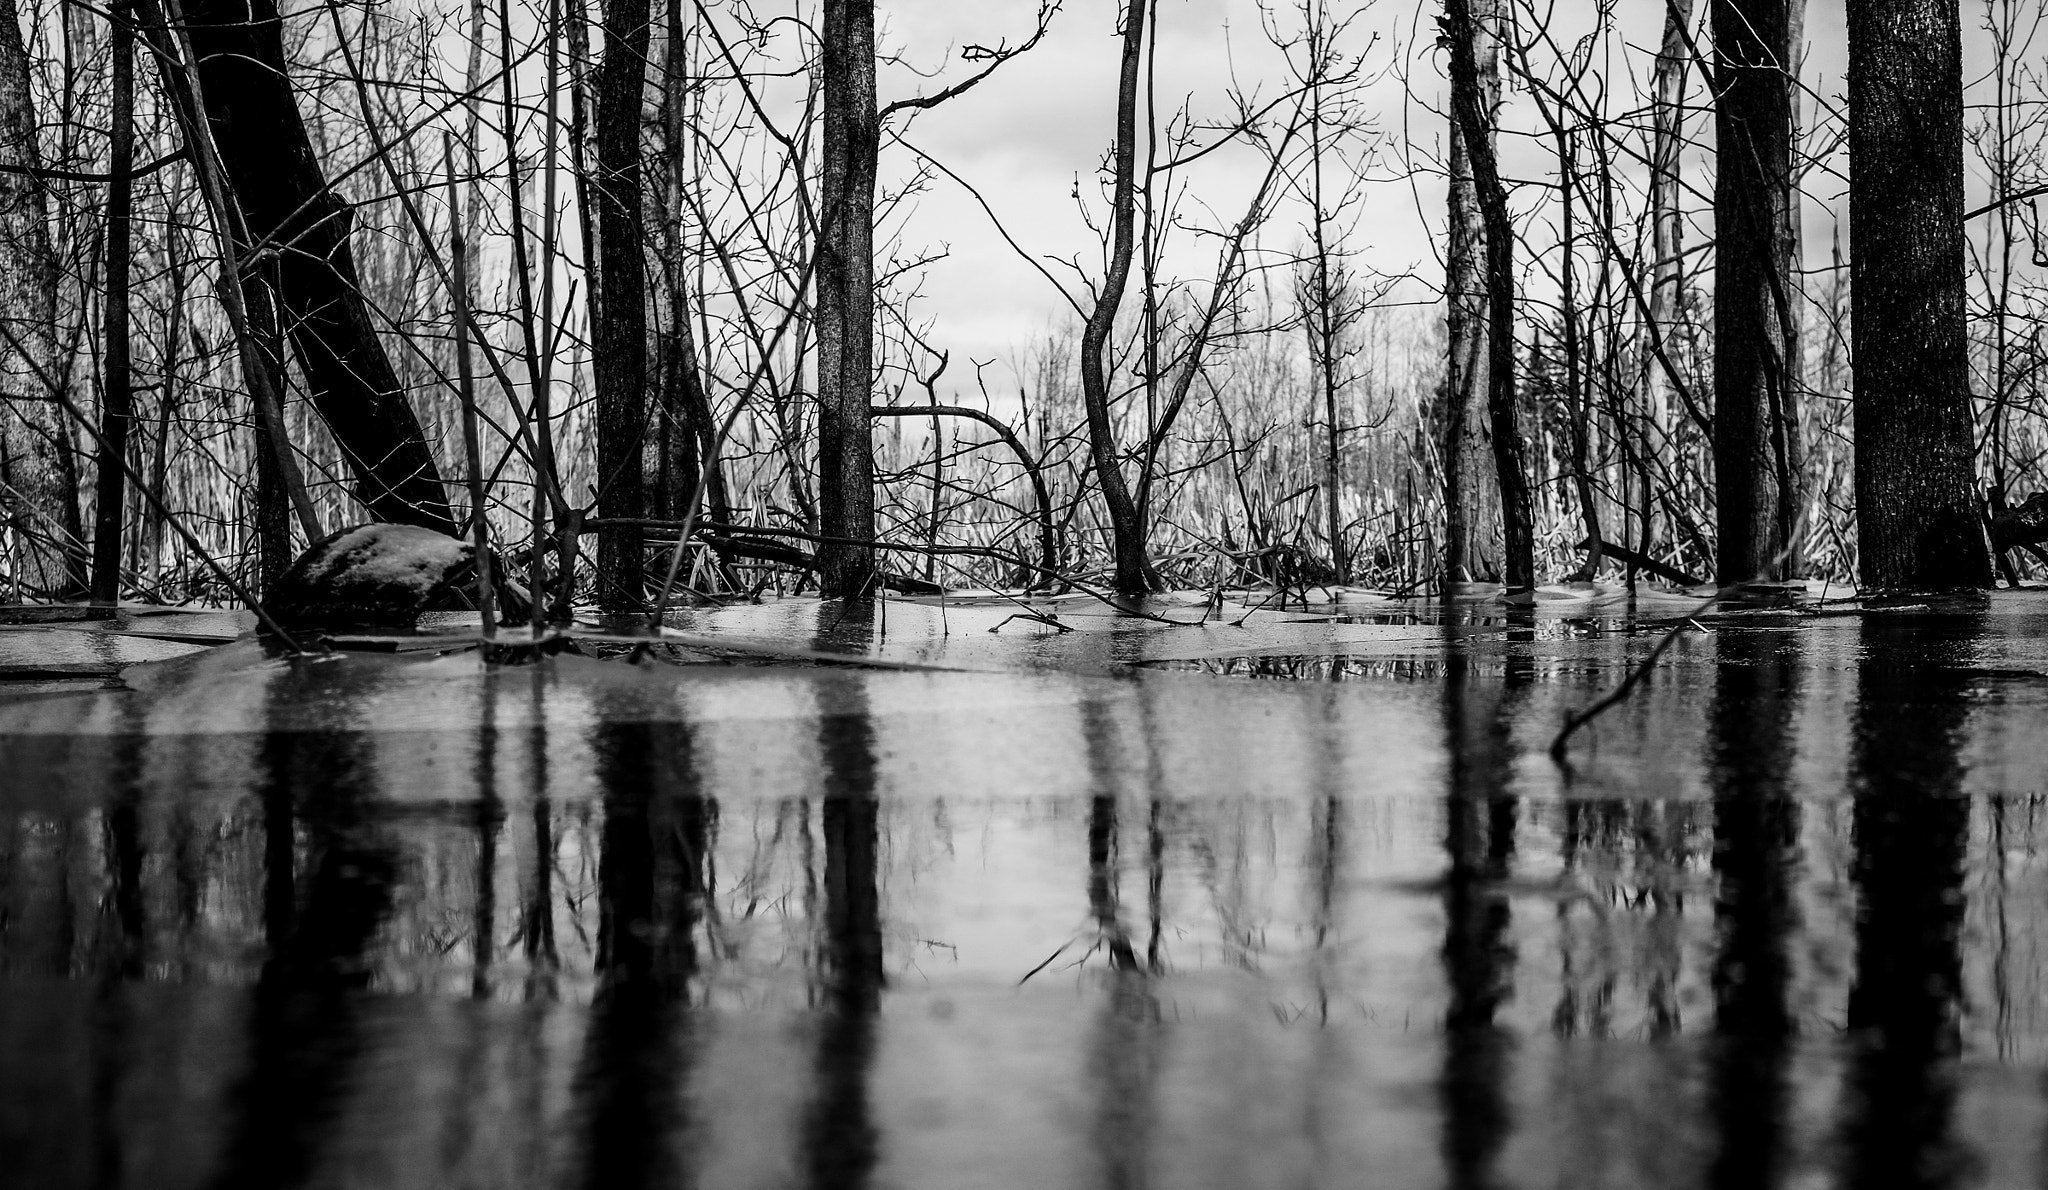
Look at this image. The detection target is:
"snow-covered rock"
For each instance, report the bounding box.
[264,523,475,630]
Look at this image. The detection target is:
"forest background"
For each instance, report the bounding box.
[0,0,2029,613]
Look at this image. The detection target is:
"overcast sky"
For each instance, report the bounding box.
[841,0,2029,388]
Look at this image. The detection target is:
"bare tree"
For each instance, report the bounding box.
[0,0,77,596]
[592,0,652,607]
[815,0,879,597]
[1443,0,1533,592]
[1712,0,1801,582]
[1291,0,1372,584]
[178,0,456,536]
[1080,0,1163,596]
[90,0,135,604]
[1441,0,1502,585]
[1847,0,1991,588]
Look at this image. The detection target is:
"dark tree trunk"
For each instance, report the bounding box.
[1443,0,1534,592]
[1079,0,1162,597]
[1,0,79,597]
[658,0,729,527]
[181,0,455,536]
[815,0,879,597]
[90,2,136,605]
[591,0,652,607]
[1713,0,1800,583]
[244,259,293,593]
[1845,0,1990,590]
[1442,0,1502,585]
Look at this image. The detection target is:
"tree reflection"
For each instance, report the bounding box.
[211,670,397,1190]
[1706,628,1802,1190]
[1438,613,1528,1190]
[803,602,886,1190]
[1841,613,1974,1190]
[91,713,146,1190]
[575,693,711,1190]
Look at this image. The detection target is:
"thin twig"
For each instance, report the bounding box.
[1548,534,1804,762]
[0,321,309,651]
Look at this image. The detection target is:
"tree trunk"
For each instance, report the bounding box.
[1639,0,1694,570]
[1441,0,1502,586]
[180,0,455,536]
[1079,0,1162,597]
[1304,49,1348,585]
[90,1,135,605]
[592,0,651,607]
[1712,0,1800,582]
[1845,0,1990,589]
[1444,0,1534,592]
[815,0,879,597]
[660,0,728,527]
[1,0,80,597]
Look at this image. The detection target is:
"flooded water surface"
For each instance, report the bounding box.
[8,594,2048,1187]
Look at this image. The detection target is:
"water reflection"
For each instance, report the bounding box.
[575,694,705,1190]
[1707,629,1802,1190]
[1438,615,1528,1190]
[214,673,397,1190]
[16,607,2048,1186]
[805,604,884,1188]
[1843,615,1975,1190]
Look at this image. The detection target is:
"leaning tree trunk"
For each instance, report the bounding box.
[815,0,879,597]
[592,0,651,607]
[1846,0,1991,590]
[1443,0,1533,593]
[1079,0,1163,597]
[178,0,452,536]
[1,0,79,598]
[1442,0,1502,586]
[1712,0,1800,583]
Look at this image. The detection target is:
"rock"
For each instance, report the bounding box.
[263,523,475,631]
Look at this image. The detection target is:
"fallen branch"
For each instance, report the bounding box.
[1574,536,1704,588]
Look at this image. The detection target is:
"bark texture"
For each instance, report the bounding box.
[0,0,78,595]
[592,0,651,606]
[1079,0,1163,596]
[181,0,455,535]
[1443,0,1533,591]
[815,0,879,597]
[1442,0,1501,585]
[1712,0,1801,582]
[1846,0,1991,589]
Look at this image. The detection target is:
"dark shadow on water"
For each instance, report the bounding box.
[1438,613,1529,1190]
[1840,614,1975,1190]
[1707,629,1803,1190]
